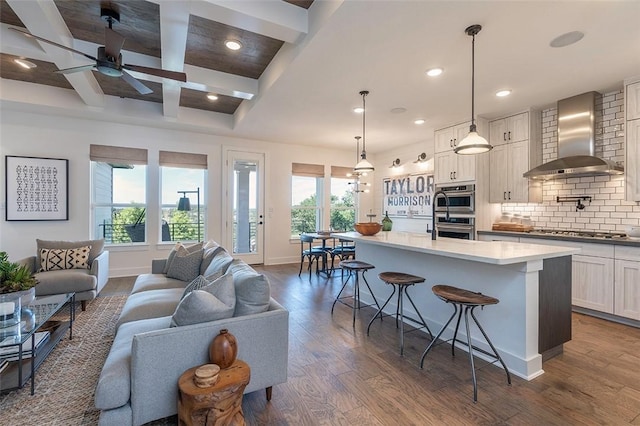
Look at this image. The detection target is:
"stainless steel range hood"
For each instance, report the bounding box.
[523,92,624,180]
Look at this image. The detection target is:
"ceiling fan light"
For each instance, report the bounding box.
[14,58,37,69]
[225,39,242,50]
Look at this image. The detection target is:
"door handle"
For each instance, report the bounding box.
[259,221,263,225]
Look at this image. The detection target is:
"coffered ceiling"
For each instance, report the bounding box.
[1,1,639,153]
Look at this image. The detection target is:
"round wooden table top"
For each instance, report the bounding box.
[179,360,250,396]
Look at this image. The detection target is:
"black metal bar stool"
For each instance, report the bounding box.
[367,272,433,356]
[420,284,511,402]
[331,260,382,327]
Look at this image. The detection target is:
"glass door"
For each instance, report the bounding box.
[224,150,264,264]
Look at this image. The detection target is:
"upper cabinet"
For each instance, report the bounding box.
[434,121,487,185]
[625,77,640,202]
[488,110,542,203]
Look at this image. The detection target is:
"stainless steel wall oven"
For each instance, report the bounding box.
[435,184,475,214]
[436,217,475,240]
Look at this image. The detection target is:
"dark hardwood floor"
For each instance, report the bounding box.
[105,263,640,425]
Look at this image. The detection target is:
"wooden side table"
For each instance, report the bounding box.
[178,360,251,426]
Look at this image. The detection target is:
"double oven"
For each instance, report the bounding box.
[434,184,476,240]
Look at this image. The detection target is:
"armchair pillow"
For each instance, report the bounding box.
[39,246,91,271]
[37,238,104,264]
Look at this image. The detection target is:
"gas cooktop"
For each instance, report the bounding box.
[527,229,627,239]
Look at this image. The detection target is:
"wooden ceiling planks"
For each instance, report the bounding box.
[179,88,242,114]
[0,53,74,90]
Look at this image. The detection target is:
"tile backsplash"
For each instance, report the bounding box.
[502,89,640,234]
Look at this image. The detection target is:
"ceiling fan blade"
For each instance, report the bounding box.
[9,27,97,61]
[121,70,153,95]
[104,27,125,59]
[123,64,187,82]
[55,64,97,74]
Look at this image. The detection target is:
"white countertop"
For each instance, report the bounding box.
[334,231,580,265]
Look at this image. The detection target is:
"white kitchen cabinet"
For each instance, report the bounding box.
[625,78,640,202]
[572,254,614,313]
[435,123,469,153]
[488,110,542,203]
[489,112,528,146]
[614,246,640,320]
[434,121,484,185]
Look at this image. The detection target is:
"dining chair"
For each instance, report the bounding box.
[329,238,356,277]
[298,234,328,278]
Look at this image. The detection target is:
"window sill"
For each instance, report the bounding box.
[104,243,149,252]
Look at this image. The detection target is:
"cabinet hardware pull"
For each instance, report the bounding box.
[503,132,507,141]
[453,171,456,179]
[504,192,507,200]
[508,191,511,200]
[453,138,457,146]
[450,172,453,180]
[508,131,511,140]
[450,139,453,147]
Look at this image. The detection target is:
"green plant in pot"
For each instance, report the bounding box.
[0,251,37,294]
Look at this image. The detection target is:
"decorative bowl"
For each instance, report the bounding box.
[354,222,382,236]
[625,225,640,238]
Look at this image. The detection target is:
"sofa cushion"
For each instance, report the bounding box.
[34,269,97,295]
[170,273,235,326]
[166,247,203,282]
[163,242,203,274]
[130,274,186,295]
[95,316,171,410]
[116,288,184,329]
[39,246,91,271]
[200,245,225,275]
[37,238,104,264]
[227,259,270,316]
[202,248,234,280]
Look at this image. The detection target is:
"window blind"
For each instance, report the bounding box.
[159,151,208,169]
[331,166,353,178]
[292,162,324,177]
[89,144,148,165]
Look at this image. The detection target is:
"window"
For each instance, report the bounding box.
[330,166,356,231]
[160,151,207,242]
[91,144,148,244]
[291,163,324,238]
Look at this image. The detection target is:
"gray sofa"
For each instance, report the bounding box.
[20,239,110,311]
[94,243,289,426]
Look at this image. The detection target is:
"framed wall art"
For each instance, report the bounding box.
[5,155,69,221]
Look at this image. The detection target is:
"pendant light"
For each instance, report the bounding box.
[454,24,492,155]
[354,90,375,173]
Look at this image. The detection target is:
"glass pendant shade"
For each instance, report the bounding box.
[354,157,375,173]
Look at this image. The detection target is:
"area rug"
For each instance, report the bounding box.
[0,295,127,426]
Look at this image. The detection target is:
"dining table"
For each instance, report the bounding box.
[304,232,335,276]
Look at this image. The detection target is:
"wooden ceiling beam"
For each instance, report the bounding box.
[5,0,104,108]
[147,0,307,44]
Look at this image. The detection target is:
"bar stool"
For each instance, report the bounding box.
[420,285,511,402]
[367,272,433,356]
[331,260,382,327]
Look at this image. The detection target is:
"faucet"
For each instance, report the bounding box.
[432,190,450,240]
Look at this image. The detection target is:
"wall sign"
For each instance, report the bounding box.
[382,173,434,218]
[5,155,69,221]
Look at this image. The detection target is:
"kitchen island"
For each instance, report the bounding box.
[333,231,580,380]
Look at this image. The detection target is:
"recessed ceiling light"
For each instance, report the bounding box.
[414,119,425,125]
[550,31,584,48]
[206,93,219,101]
[353,107,364,113]
[14,58,36,69]
[496,90,512,97]
[426,68,443,77]
[225,39,242,50]
[390,107,407,114]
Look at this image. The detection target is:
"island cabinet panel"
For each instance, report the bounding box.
[538,256,572,360]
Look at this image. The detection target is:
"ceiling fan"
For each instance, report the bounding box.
[10,7,186,95]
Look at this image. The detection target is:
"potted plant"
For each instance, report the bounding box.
[0,251,37,327]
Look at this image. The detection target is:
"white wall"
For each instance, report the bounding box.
[0,108,370,276]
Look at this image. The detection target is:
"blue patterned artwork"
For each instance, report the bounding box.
[5,156,68,221]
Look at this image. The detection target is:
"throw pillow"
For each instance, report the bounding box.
[163,242,204,274]
[181,275,210,299]
[39,245,92,271]
[227,259,270,316]
[166,247,204,282]
[37,239,104,264]
[170,272,236,327]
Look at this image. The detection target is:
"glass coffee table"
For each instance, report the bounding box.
[0,293,75,395]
